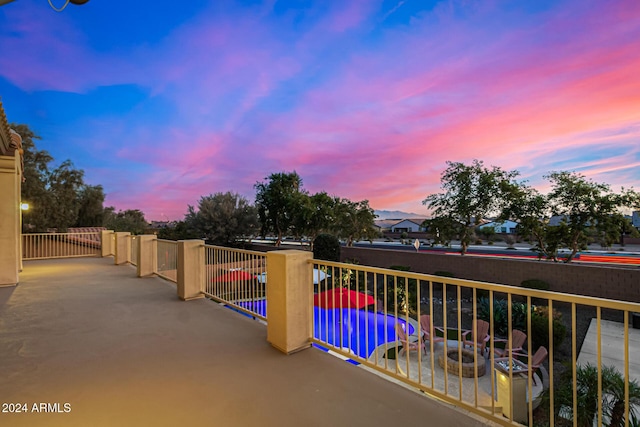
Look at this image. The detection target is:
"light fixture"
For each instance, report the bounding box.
[20,203,29,211]
[48,0,89,12]
[0,0,90,12]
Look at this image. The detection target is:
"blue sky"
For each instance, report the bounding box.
[1,0,639,220]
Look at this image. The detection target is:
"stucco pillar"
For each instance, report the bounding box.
[137,235,157,277]
[0,154,20,286]
[101,230,114,257]
[114,232,131,265]
[177,240,204,301]
[266,249,313,354]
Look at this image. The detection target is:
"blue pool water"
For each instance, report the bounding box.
[235,299,414,359]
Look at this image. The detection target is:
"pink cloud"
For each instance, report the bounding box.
[226,0,640,214]
[5,0,640,220]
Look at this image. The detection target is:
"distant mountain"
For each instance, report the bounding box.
[374,210,425,220]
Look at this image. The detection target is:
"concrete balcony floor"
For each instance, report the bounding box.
[1,257,495,427]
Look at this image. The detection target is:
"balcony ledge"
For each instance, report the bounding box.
[1,257,493,426]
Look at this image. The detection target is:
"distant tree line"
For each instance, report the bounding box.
[17,123,375,245]
[24,118,635,260]
[423,160,640,262]
[17,123,148,233]
[160,171,379,248]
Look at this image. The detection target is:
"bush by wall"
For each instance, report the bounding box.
[477,297,527,337]
[313,234,340,262]
[531,306,567,351]
[521,279,550,291]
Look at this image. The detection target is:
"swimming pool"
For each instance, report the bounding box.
[234,299,414,359]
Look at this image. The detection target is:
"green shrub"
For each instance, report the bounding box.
[531,307,566,351]
[475,288,490,299]
[380,267,418,315]
[540,364,640,427]
[477,297,507,336]
[511,302,528,332]
[336,259,366,291]
[313,234,340,262]
[385,347,397,359]
[504,235,516,247]
[477,298,527,336]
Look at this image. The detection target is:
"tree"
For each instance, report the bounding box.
[502,172,640,262]
[103,208,148,235]
[303,192,338,246]
[333,199,378,246]
[157,220,199,241]
[76,184,106,227]
[477,225,496,242]
[184,192,258,246]
[545,171,639,261]
[46,160,84,230]
[254,171,306,246]
[14,123,104,232]
[422,216,460,247]
[500,183,558,259]
[423,160,519,255]
[16,123,52,232]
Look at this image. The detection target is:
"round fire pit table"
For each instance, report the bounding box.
[437,348,486,377]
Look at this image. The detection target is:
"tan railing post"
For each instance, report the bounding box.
[101,230,114,257]
[137,235,157,277]
[177,240,204,301]
[127,236,133,264]
[0,154,20,285]
[266,249,313,354]
[114,232,131,265]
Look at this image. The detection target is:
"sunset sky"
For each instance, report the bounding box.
[1,0,639,221]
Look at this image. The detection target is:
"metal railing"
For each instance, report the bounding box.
[311,259,640,427]
[22,232,101,260]
[203,245,267,321]
[130,235,139,266]
[156,239,178,282]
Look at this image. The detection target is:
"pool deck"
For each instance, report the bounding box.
[0,257,495,427]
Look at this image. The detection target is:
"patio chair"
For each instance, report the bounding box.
[462,319,491,355]
[493,329,527,358]
[513,346,548,386]
[419,315,445,347]
[395,323,425,356]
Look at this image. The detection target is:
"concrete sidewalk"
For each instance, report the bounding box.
[0,257,493,427]
[577,318,640,383]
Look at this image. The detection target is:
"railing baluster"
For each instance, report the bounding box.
[597,306,602,427]
[21,231,102,260]
[572,302,577,427]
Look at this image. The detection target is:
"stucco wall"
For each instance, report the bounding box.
[340,246,640,303]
